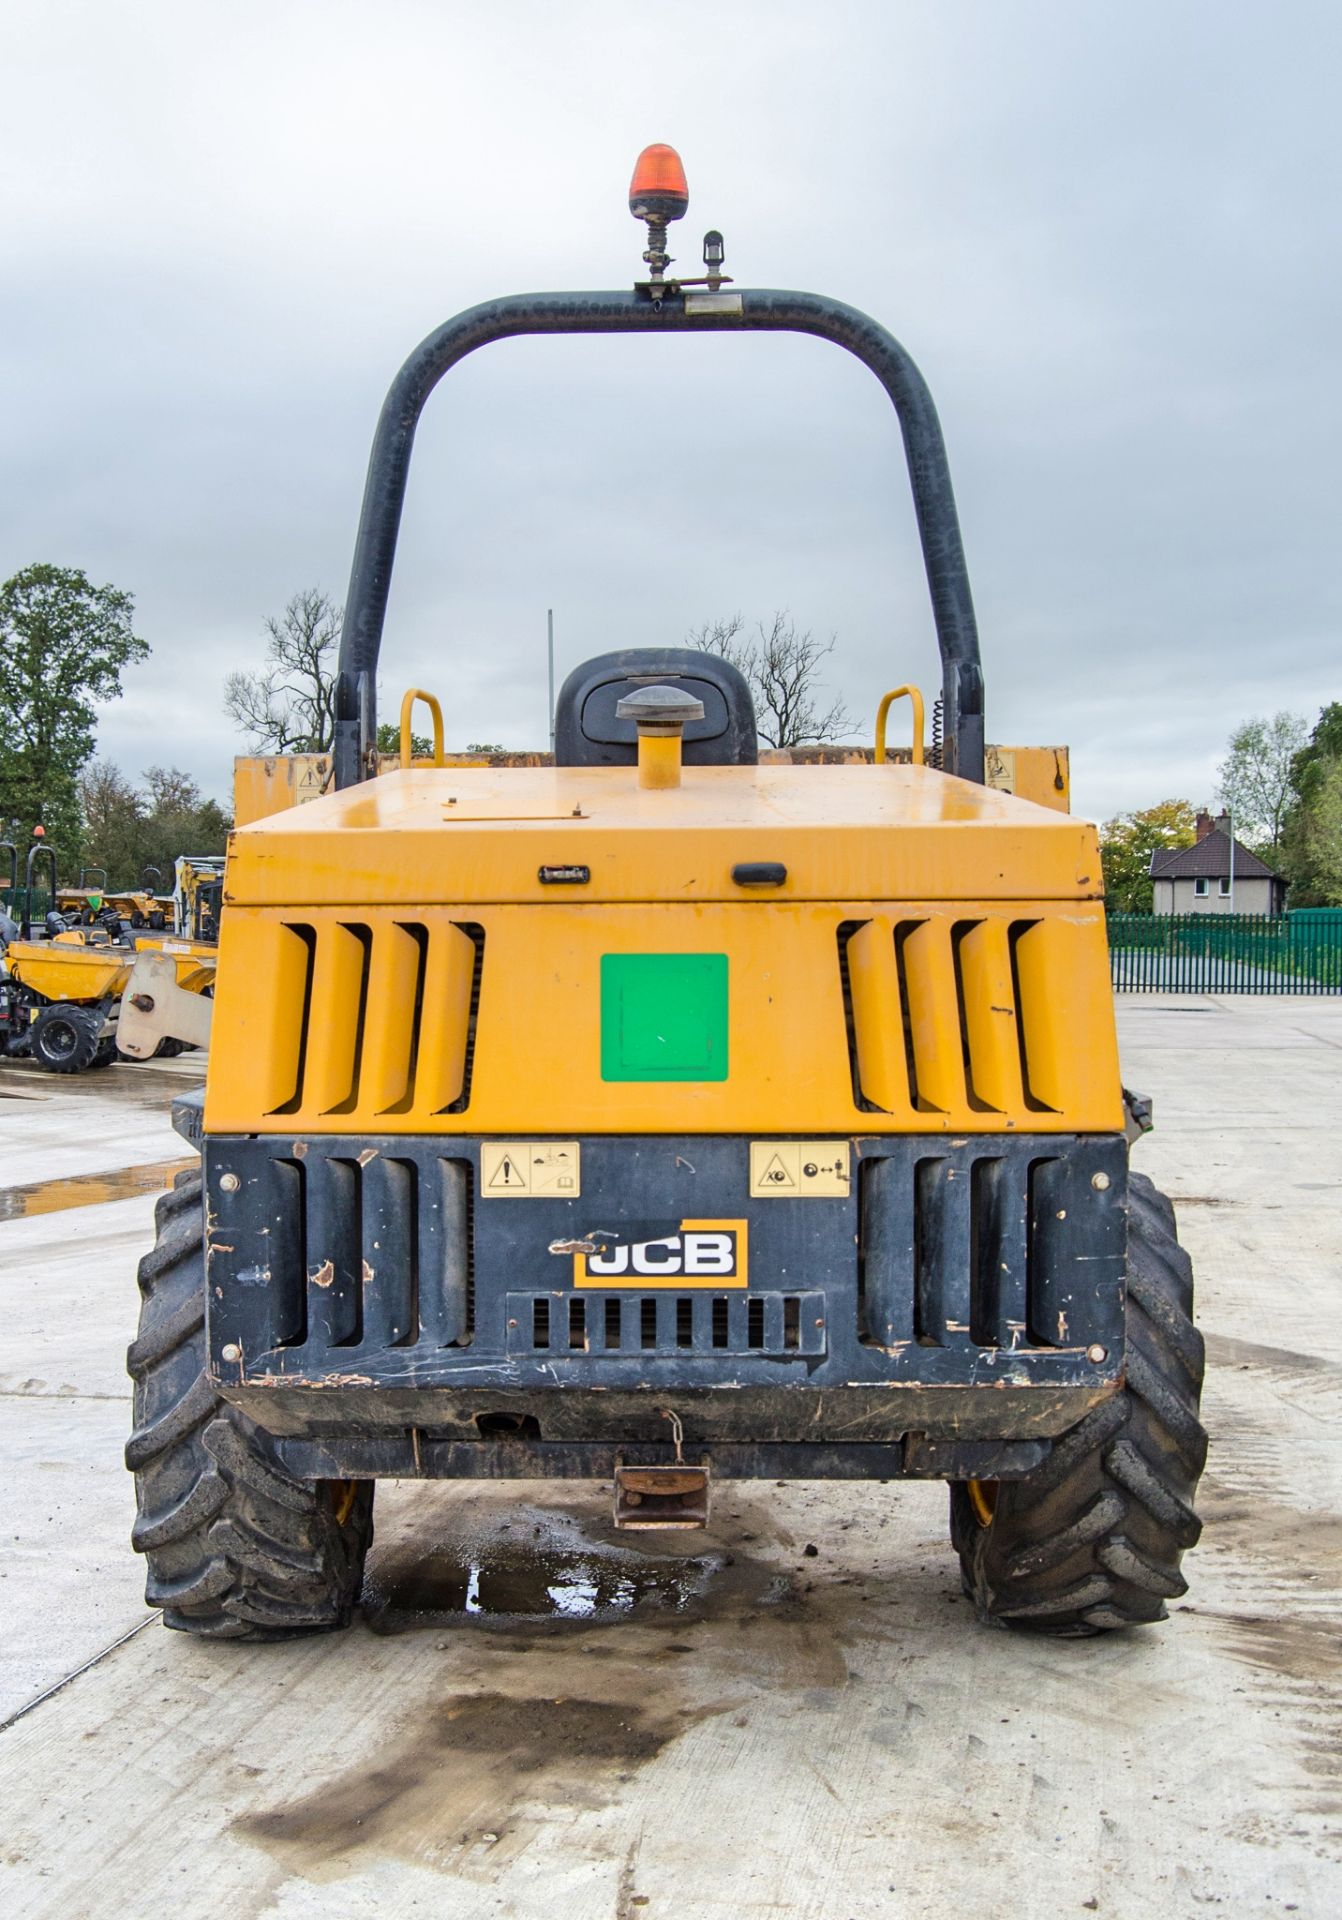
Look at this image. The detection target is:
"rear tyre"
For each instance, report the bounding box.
[30,1004,102,1073]
[126,1171,373,1638]
[951,1172,1206,1635]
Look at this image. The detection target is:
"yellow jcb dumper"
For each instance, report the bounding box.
[125,147,1205,1641]
[2,931,216,1072]
[56,867,172,931]
[1,844,215,1071]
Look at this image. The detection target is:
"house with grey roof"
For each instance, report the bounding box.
[1149,811,1285,916]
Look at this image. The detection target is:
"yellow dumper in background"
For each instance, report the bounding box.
[1,932,215,1072]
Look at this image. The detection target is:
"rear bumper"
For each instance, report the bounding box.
[198,1124,1128,1469]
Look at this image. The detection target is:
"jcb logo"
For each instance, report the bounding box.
[574,1219,748,1289]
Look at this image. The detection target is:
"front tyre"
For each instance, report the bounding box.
[951,1172,1206,1634]
[30,1004,102,1072]
[125,1171,373,1638]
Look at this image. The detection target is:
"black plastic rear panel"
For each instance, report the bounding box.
[202,1133,1127,1415]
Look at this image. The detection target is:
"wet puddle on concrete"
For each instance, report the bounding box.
[0,1157,195,1222]
[0,1059,203,1105]
[362,1503,750,1633]
[242,1494,860,1876]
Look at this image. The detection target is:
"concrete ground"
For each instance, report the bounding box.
[0,999,1339,1919]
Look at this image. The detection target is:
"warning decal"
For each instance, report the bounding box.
[480,1142,581,1198]
[749,1141,850,1199]
[757,1152,795,1191]
[295,758,328,801]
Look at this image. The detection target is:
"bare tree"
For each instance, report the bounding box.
[1215,710,1309,855]
[689,611,856,748]
[143,765,202,814]
[224,588,342,752]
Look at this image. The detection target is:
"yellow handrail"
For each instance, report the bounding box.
[874,685,925,766]
[399,688,446,768]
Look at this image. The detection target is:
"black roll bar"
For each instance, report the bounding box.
[23,845,58,940]
[0,841,16,900]
[333,288,984,788]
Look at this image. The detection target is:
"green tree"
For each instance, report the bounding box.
[1215,711,1308,855]
[77,760,146,887]
[374,721,433,760]
[1099,799,1197,912]
[1288,701,1342,807]
[138,766,231,872]
[0,563,149,857]
[224,588,341,753]
[1279,703,1342,904]
[79,761,231,891]
[1282,758,1342,904]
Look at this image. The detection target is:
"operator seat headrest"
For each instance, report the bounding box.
[554,648,758,767]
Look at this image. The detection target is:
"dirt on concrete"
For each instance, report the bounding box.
[3,999,1342,1919]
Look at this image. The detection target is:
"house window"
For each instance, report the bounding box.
[1194,877,1209,897]
[1219,877,1231,896]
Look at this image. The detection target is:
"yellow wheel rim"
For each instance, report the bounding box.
[966,1478,998,1529]
[331,1480,359,1528]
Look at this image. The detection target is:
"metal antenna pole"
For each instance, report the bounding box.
[547,609,556,756]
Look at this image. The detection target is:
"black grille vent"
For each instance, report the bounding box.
[506,1291,826,1357]
[232,1150,473,1355]
[860,1152,1105,1353]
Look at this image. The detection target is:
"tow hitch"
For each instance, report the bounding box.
[614,1411,711,1529]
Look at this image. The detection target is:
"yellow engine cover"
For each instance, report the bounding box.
[204,761,1122,1137]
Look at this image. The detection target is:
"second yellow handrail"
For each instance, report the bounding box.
[399,688,446,768]
[874,685,925,766]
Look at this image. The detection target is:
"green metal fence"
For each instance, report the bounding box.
[2,885,56,913]
[1108,911,1342,993]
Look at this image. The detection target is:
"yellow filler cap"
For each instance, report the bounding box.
[616,684,705,790]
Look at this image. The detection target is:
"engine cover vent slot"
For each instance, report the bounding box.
[841,915,1103,1125]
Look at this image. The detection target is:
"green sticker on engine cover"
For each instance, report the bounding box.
[600,953,728,1082]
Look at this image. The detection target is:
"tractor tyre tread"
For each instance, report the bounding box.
[126,1170,372,1639]
[951,1171,1205,1635]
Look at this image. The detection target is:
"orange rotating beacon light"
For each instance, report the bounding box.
[628,142,728,299]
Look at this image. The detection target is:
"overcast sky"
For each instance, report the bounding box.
[3,0,1338,822]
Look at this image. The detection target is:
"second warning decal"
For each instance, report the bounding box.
[481,1142,581,1197]
[749,1141,850,1198]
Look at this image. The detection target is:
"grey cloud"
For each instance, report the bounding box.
[3,1,1338,823]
